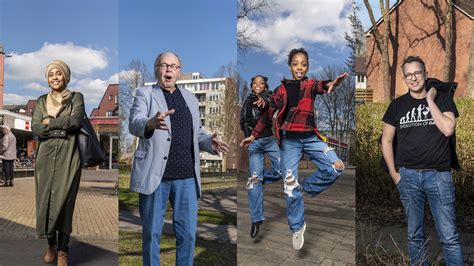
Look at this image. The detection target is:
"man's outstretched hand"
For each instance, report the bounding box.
[211,132,230,154]
[147,109,175,130]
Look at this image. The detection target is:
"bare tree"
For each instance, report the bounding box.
[364,0,392,100]
[239,78,251,104]
[212,62,240,145]
[314,65,356,148]
[237,0,273,52]
[345,0,365,75]
[433,0,454,81]
[119,60,151,163]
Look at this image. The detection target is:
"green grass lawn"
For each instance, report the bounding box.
[118,171,238,264]
[119,231,236,266]
[119,173,236,226]
[119,187,236,226]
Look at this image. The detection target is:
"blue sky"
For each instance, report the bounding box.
[358,0,383,31]
[1,0,379,113]
[237,0,382,91]
[119,0,236,79]
[1,0,118,113]
[237,0,352,91]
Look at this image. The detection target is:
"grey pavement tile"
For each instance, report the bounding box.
[237,170,356,264]
[282,257,325,265]
[320,257,355,266]
[237,245,293,265]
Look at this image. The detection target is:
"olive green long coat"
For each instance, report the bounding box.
[32,92,85,238]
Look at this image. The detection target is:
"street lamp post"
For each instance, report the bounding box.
[0,44,12,111]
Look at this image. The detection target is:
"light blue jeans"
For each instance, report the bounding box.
[139,177,198,266]
[398,167,463,265]
[280,134,343,232]
[247,136,282,223]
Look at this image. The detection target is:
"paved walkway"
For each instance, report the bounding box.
[0,170,118,265]
[119,187,237,244]
[357,223,474,264]
[237,167,356,265]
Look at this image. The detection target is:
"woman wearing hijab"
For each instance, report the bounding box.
[32,60,85,266]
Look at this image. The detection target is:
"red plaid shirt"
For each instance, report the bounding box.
[251,77,330,143]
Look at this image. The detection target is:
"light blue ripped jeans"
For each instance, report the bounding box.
[280,134,344,232]
[246,136,283,223]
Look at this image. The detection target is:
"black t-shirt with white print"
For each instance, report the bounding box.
[382,92,459,170]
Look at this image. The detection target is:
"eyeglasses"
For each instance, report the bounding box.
[157,63,180,70]
[403,70,424,80]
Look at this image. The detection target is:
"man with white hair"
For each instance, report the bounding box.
[0,126,17,187]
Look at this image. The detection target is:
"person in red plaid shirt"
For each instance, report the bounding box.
[240,48,348,250]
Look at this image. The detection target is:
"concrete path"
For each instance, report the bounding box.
[0,170,118,265]
[237,167,356,265]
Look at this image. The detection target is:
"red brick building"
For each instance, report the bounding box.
[365,0,473,102]
[24,100,37,116]
[89,84,119,169]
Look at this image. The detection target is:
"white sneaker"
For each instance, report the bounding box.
[292,223,306,250]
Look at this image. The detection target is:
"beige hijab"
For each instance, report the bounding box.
[45,60,73,118]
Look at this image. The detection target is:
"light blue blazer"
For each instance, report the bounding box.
[128,85,216,196]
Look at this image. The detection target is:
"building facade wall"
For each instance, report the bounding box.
[177,76,230,172]
[366,0,472,102]
[91,84,119,117]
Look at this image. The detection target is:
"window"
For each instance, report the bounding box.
[106,111,113,117]
[114,95,118,104]
[357,75,366,83]
[209,94,219,101]
[109,95,113,101]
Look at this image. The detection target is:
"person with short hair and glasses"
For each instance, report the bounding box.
[381,56,463,265]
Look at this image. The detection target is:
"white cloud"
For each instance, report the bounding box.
[22,82,49,92]
[240,0,351,62]
[5,42,108,83]
[8,72,119,108]
[68,73,118,105]
[4,93,36,105]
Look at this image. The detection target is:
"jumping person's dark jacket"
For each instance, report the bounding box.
[240,91,274,138]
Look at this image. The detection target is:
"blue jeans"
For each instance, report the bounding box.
[139,177,198,266]
[247,136,282,223]
[397,167,463,265]
[280,135,343,232]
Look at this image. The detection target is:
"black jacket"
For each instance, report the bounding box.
[240,91,274,138]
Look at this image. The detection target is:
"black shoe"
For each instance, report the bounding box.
[251,221,263,238]
[7,181,13,187]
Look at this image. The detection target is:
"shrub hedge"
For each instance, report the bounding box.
[355,98,474,211]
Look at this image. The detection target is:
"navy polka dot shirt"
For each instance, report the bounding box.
[162,88,195,179]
